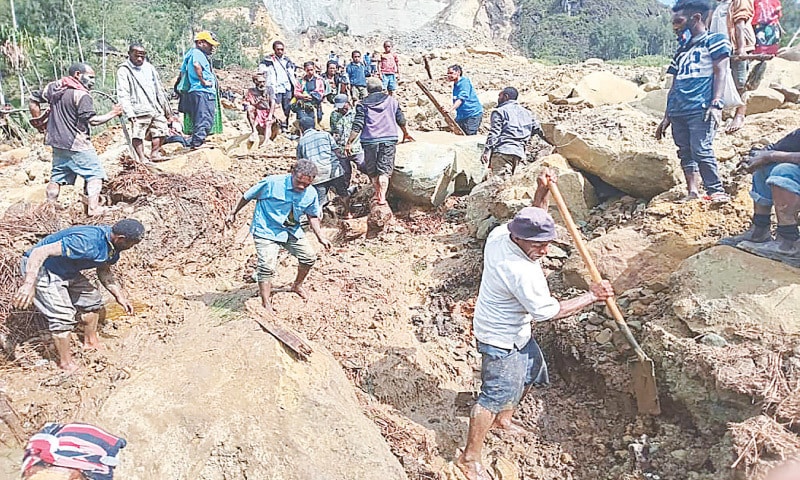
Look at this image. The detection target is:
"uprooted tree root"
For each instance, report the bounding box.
[730,415,800,474]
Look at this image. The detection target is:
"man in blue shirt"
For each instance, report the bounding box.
[180,31,219,149]
[447,64,484,135]
[13,219,145,374]
[346,51,369,101]
[656,0,731,203]
[226,160,332,315]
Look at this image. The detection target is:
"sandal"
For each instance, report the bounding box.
[705,192,731,204]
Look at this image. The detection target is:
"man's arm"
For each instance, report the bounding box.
[655,80,675,140]
[226,196,252,226]
[89,104,123,126]
[394,53,400,76]
[194,60,211,88]
[532,168,556,210]
[552,281,613,319]
[482,110,503,163]
[307,216,331,249]
[97,264,133,314]
[12,242,63,309]
[731,0,754,56]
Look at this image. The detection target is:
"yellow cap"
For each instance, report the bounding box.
[194,31,220,46]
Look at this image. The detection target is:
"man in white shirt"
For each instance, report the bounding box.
[116,43,174,161]
[259,40,296,130]
[457,172,615,480]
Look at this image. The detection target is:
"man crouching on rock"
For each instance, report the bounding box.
[226,160,331,315]
[12,219,145,374]
[457,171,614,480]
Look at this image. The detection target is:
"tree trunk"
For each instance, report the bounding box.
[9,0,25,108]
[68,0,84,63]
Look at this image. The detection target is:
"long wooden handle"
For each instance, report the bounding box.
[548,182,648,362]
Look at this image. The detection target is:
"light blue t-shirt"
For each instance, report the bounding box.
[26,225,120,279]
[667,32,731,116]
[243,174,321,242]
[183,47,215,94]
[452,76,484,121]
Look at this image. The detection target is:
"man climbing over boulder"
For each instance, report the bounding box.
[296,115,352,218]
[457,171,614,480]
[656,0,732,203]
[719,130,800,266]
[29,63,123,216]
[345,77,413,206]
[481,86,542,176]
[12,219,145,374]
[226,160,332,315]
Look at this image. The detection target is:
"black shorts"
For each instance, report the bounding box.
[362,142,396,177]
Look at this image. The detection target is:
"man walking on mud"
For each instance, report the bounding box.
[29,63,124,216]
[457,172,614,480]
[12,219,145,374]
[226,160,332,315]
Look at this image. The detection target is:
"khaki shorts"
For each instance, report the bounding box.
[20,258,105,332]
[253,235,317,282]
[130,114,169,140]
[489,152,521,176]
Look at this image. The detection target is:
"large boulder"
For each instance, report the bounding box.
[759,57,800,89]
[671,246,800,342]
[562,227,699,291]
[548,105,682,198]
[629,89,668,118]
[156,147,232,174]
[571,71,645,107]
[390,131,486,207]
[745,87,785,114]
[97,316,407,480]
[465,155,596,238]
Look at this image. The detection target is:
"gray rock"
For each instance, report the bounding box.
[595,328,613,344]
[698,333,728,348]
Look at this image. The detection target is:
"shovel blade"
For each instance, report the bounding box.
[630,358,661,415]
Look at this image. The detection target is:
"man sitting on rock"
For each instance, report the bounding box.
[12,219,145,374]
[345,77,413,206]
[481,86,542,176]
[457,172,614,480]
[296,115,352,218]
[719,130,800,266]
[226,160,331,315]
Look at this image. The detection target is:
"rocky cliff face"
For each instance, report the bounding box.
[262,0,518,41]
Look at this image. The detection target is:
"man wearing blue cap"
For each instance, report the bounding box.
[12,219,145,374]
[457,172,614,480]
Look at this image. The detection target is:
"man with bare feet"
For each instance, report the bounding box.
[29,63,124,216]
[345,77,413,206]
[12,219,145,374]
[226,160,332,315]
[457,171,614,480]
[718,130,800,267]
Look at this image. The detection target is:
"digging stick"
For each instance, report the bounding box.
[548,182,661,415]
[91,90,139,161]
[415,80,465,135]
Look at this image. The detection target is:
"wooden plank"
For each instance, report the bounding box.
[246,299,313,360]
[422,55,433,80]
[415,80,465,136]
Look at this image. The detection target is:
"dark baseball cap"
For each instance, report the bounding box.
[507,207,557,242]
[112,218,145,241]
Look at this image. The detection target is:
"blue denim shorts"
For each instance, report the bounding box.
[751,162,800,206]
[476,338,549,414]
[382,73,397,92]
[51,147,106,185]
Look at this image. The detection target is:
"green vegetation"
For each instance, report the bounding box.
[517,0,675,62]
[0,0,266,106]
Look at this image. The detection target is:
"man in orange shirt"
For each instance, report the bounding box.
[725,0,755,134]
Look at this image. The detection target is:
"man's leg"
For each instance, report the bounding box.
[377,175,390,205]
[150,136,165,159]
[773,185,800,251]
[132,138,146,162]
[688,112,726,198]
[720,164,775,246]
[375,142,396,205]
[46,182,61,202]
[79,308,104,350]
[85,178,104,216]
[670,115,701,199]
[189,92,215,148]
[457,404,495,480]
[51,331,78,373]
[726,59,749,134]
[285,235,317,299]
[253,236,281,314]
[28,263,80,373]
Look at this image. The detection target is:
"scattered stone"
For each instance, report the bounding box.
[584,58,604,66]
[770,83,800,103]
[571,71,645,107]
[745,88,785,115]
[629,88,668,118]
[697,333,728,348]
[670,449,688,461]
[596,328,613,344]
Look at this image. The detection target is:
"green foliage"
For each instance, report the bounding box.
[202,14,265,69]
[517,0,674,62]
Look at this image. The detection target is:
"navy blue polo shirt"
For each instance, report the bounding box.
[25,225,120,279]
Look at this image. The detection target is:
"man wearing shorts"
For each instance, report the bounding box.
[226,160,332,315]
[116,43,174,162]
[296,115,351,217]
[379,40,400,95]
[346,77,413,206]
[29,63,123,216]
[12,219,145,374]
[456,172,614,480]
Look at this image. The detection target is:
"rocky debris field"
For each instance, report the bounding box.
[1,40,800,480]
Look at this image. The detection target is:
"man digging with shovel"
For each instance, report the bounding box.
[457,170,614,480]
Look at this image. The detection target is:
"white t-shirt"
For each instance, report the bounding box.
[710,1,731,38]
[473,224,561,350]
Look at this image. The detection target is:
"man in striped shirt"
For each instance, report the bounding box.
[656,0,731,203]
